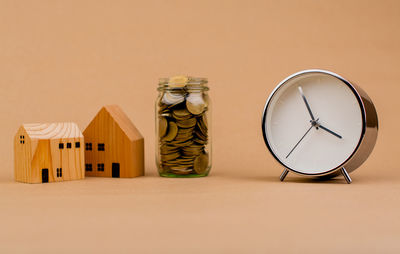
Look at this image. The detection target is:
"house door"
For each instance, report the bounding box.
[112,163,120,178]
[42,168,49,183]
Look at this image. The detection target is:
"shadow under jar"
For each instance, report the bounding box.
[156,76,211,177]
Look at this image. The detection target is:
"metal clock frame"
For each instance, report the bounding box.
[261,69,378,184]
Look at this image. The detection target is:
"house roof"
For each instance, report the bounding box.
[22,122,83,140]
[101,105,143,141]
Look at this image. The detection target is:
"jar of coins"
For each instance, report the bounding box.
[156,76,211,177]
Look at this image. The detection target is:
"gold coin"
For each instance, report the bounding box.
[176,127,195,134]
[194,130,207,141]
[180,156,197,161]
[193,138,207,145]
[162,91,185,105]
[173,109,192,119]
[169,75,189,88]
[170,165,190,170]
[159,117,168,138]
[175,159,194,165]
[186,93,205,115]
[160,144,179,155]
[198,114,208,129]
[194,153,209,174]
[186,102,205,115]
[174,132,193,139]
[161,151,180,161]
[170,139,194,147]
[163,122,178,141]
[182,146,203,156]
[196,121,207,133]
[202,114,208,128]
[171,168,192,175]
[174,134,193,142]
[162,162,180,167]
[176,117,197,128]
[196,132,207,141]
[183,151,202,157]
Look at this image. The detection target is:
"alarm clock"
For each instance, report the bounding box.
[261,70,378,183]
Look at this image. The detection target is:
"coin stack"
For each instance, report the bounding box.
[158,77,209,176]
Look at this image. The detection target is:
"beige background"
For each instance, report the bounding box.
[0,0,399,253]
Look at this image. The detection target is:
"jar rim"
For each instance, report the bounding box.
[158,76,209,91]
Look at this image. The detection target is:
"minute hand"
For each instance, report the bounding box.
[298,86,316,121]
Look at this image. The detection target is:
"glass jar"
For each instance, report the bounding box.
[156,76,211,177]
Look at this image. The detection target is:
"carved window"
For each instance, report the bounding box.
[20,135,25,144]
[98,143,105,151]
[97,163,104,171]
[85,164,92,171]
[85,143,92,151]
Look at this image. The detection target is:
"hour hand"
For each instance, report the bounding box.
[298,86,316,121]
[318,124,342,139]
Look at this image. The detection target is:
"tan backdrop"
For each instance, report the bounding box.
[0,0,399,253]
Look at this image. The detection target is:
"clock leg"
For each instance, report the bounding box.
[340,167,352,184]
[280,169,289,182]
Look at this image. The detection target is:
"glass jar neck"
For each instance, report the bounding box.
[158,76,209,92]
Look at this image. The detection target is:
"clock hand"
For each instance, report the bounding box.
[298,86,316,122]
[286,125,314,159]
[317,124,342,139]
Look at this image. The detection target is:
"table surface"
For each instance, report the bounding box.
[1,0,400,253]
[1,169,399,253]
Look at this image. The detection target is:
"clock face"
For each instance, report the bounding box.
[263,71,364,175]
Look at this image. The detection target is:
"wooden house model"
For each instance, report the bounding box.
[14,122,85,183]
[83,105,144,178]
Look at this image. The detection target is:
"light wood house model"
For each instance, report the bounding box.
[83,105,144,178]
[14,123,85,183]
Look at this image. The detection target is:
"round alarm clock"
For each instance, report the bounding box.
[261,70,378,183]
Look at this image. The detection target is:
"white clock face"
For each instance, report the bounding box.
[263,71,364,175]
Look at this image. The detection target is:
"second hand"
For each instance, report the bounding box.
[286,124,314,159]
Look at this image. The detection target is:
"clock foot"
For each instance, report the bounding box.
[280,169,289,182]
[340,167,352,184]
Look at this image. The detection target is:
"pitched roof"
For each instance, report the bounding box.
[22,122,83,140]
[93,105,143,141]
